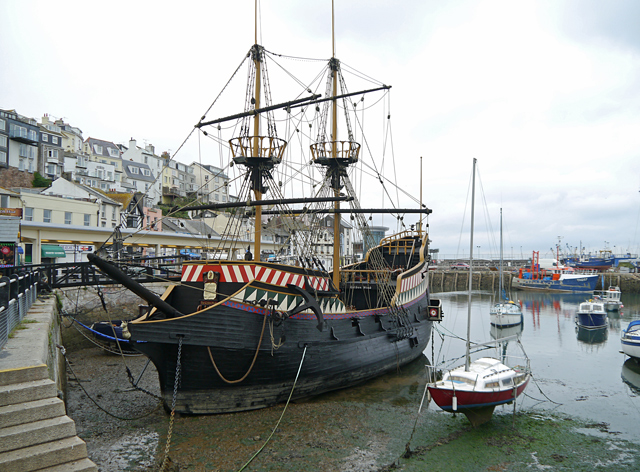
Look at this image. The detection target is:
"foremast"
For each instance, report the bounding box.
[229,8,286,262]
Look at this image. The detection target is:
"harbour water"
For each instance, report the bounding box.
[433,290,640,442]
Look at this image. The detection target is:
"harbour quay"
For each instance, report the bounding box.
[428,267,640,293]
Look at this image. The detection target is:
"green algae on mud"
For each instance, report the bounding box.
[68,349,640,471]
[384,412,640,472]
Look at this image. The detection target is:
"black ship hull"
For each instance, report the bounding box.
[129,294,433,414]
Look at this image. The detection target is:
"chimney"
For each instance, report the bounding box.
[129,138,137,149]
[145,143,155,154]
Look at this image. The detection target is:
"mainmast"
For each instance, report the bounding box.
[331,0,341,286]
[252,4,263,261]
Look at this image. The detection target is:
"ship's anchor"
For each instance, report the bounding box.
[286,281,325,331]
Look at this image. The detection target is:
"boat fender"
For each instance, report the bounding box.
[121,321,131,340]
[286,283,325,331]
[452,395,457,411]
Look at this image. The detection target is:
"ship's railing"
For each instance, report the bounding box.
[0,269,40,351]
[229,135,287,159]
[341,268,395,285]
[310,140,360,161]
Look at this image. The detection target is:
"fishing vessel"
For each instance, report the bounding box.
[490,209,523,327]
[511,251,599,293]
[427,159,530,427]
[88,7,441,415]
[596,285,623,312]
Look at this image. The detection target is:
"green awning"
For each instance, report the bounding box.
[41,244,66,258]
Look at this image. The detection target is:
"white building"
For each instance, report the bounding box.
[191,162,229,205]
[120,138,163,206]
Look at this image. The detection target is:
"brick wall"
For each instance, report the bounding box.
[0,167,34,188]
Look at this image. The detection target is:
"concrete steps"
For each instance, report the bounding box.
[0,365,97,472]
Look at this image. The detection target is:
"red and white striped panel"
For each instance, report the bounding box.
[181,264,206,282]
[181,263,330,290]
[220,264,256,283]
[181,264,255,283]
[400,268,427,293]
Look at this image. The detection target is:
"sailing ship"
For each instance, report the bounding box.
[427,159,530,427]
[489,209,523,327]
[88,7,442,415]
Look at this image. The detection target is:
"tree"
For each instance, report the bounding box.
[32,172,52,188]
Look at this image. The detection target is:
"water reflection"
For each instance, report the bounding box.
[621,358,640,395]
[433,290,640,440]
[576,325,608,346]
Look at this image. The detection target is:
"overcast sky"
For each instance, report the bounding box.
[2,0,640,260]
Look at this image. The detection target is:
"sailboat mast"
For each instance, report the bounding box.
[419,156,423,235]
[331,0,341,286]
[499,208,503,299]
[252,0,262,261]
[465,158,477,371]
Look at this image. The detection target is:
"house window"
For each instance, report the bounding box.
[107,147,119,157]
[43,209,52,223]
[93,144,103,154]
[28,160,34,172]
[101,204,106,218]
[112,207,116,219]
[84,214,91,226]
[0,135,8,147]
[0,118,5,130]
[18,159,25,171]
[64,212,72,224]
[42,134,49,142]
[25,207,33,221]
[143,169,150,176]
[52,136,58,144]
[0,151,6,164]
[130,167,139,174]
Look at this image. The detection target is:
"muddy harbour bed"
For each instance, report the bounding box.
[61,288,640,471]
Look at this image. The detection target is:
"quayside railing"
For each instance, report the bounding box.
[0,270,40,351]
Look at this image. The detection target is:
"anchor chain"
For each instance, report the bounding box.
[160,336,183,472]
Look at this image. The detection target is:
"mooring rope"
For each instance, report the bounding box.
[57,344,162,420]
[236,345,308,472]
[207,312,268,384]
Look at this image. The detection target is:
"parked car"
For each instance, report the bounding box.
[450,262,470,270]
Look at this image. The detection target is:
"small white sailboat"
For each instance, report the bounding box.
[490,209,523,327]
[427,159,531,427]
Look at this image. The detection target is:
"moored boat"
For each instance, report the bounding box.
[596,285,623,311]
[88,7,442,415]
[511,251,599,293]
[490,209,523,328]
[427,159,530,427]
[575,299,608,329]
[621,320,640,360]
